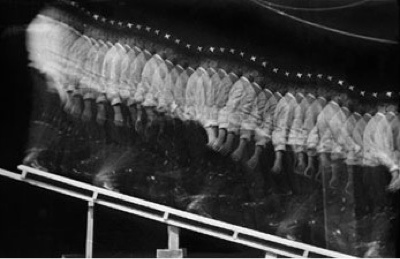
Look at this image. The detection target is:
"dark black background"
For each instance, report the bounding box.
[0,0,398,257]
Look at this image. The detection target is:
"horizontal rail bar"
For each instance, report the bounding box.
[0,166,357,258]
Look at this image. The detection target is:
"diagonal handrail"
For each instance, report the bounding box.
[0,165,357,258]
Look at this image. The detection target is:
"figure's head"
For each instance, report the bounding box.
[163,47,175,60]
[361,92,378,114]
[323,86,340,101]
[154,43,166,56]
[208,59,218,69]
[176,56,189,69]
[254,74,264,85]
[347,96,360,113]
[386,103,398,113]
[230,62,242,76]
[188,56,200,69]
[286,81,298,93]
[169,52,180,65]
[376,91,398,113]
[246,69,259,82]
[134,37,144,49]
[199,58,210,68]
[218,60,230,72]
[351,100,364,114]
[316,86,327,98]
[143,40,154,52]
[338,91,350,106]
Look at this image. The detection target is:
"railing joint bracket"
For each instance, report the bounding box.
[21,170,28,179]
[163,212,169,221]
[89,192,98,207]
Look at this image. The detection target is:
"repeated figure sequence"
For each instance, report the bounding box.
[26,5,400,192]
[24,2,400,257]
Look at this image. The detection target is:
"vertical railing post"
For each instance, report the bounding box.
[85,201,94,258]
[264,251,277,258]
[85,192,97,258]
[168,225,180,250]
[157,225,186,258]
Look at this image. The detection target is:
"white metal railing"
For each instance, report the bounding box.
[0,165,357,258]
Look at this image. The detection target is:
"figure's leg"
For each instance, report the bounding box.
[205,126,218,147]
[219,132,236,156]
[231,138,248,162]
[24,71,62,171]
[212,128,227,151]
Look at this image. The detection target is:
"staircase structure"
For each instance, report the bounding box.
[0,165,357,258]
